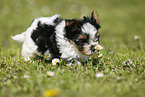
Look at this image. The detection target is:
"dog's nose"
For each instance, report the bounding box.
[91,45,95,52]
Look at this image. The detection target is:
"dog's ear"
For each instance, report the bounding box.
[66,20,79,27]
[91,10,99,24]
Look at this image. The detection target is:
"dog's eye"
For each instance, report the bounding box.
[75,39,83,43]
[74,38,88,45]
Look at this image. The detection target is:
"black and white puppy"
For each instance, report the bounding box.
[12,10,101,63]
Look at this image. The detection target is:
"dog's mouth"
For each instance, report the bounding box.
[80,44,97,55]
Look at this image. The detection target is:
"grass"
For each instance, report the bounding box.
[0,0,145,97]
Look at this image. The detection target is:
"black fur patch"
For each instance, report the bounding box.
[82,16,101,30]
[65,17,100,40]
[31,21,61,58]
[65,19,81,40]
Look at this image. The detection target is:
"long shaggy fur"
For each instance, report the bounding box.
[12,11,101,62]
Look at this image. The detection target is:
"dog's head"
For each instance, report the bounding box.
[65,10,101,55]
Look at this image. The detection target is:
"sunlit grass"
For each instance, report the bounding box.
[0,0,145,97]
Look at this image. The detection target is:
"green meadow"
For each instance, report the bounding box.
[0,0,145,97]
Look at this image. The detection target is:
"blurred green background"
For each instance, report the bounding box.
[0,0,145,49]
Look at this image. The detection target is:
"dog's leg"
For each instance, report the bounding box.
[21,39,40,61]
[21,48,35,61]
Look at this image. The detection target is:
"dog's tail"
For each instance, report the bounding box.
[11,32,25,43]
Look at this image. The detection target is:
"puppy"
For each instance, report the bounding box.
[12,10,101,63]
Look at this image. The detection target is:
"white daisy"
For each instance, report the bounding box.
[134,35,140,40]
[23,74,29,78]
[98,53,103,58]
[46,71,55,77]
[52,58,60,65]
[95,45,103,50]
[95,73,104,78]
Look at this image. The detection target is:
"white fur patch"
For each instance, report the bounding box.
[81,23,99,46]
[81,23,97,39]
